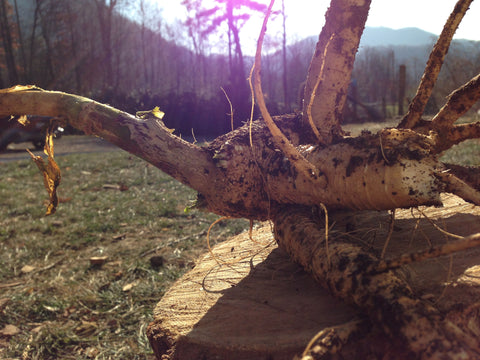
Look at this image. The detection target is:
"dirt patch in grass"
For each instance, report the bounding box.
[0,145,248,359]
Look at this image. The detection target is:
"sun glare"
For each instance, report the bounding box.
[153,0,480,46]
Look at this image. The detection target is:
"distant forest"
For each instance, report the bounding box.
[1,0,479,137]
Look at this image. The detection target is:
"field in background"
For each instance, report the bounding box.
[0,150,248,359]
[1,116,480,359]
[344,115,480,166]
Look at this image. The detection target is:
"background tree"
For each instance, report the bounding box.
[181,0,268,127]
[0,0,19,85]
[93,0,118,89]
[280,0,288,111]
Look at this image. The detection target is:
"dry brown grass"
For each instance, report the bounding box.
[0,146,248,359]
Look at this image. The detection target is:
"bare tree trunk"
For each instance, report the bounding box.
[12,0,26,82]
[398,64,406,115]
[64,0,82,93]
[281,0,288,111]
[28,0,40,81]
[139,0,149,88]
[0,0,19,85]
[94,0,117,89]
[38,2,55,84]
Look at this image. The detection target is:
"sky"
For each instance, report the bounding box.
[152,0,480,53]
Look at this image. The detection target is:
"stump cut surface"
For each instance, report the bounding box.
[147,194,480,359]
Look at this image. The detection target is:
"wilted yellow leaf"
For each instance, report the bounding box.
[136,106,165,120]
[16,115,28,126]
[151,106,165,119]
[27,121,61,216]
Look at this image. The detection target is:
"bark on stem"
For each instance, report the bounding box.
[406,73,480,152]
[0,88,220,195]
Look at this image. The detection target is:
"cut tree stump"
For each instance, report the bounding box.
[147,194,480,360]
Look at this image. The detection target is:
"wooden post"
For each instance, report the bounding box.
[398,64,406,115]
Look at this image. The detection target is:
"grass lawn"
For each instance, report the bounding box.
[0,148,248,360]
[1,119,479,359]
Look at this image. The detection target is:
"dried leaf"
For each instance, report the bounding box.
[136,107,174,133]
[151,106,165,120]
[112,233,126,241]
[122,283,136,292]
[0,324,20,337]
[89,256,108,266]
[16,115,28,126]
[31,324,46,333]
[85,346,100,358]
[20,265,36,274]
[42,304,59,312]
[27,121,61,216]
[136,106,164,120]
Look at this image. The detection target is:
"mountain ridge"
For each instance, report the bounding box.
[359,26,480,47]
[360,27,437,47]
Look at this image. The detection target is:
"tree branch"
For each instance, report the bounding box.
[398,0,473,129]
[431,73,480,130]
[0,87,219,195]
[302,0,371,144]
[435,122,480,152]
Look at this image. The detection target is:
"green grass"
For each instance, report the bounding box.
[2,125,479,359]
[0,149,248,360]
[441,139,480,166]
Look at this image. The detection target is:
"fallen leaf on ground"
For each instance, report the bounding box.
[122,283,136,292]
[0,324,20,337]
[112,233,126,241]
[42,304,59,312]
[20,265,35,274]
[89,256,108,266]
[85,346,99,358]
